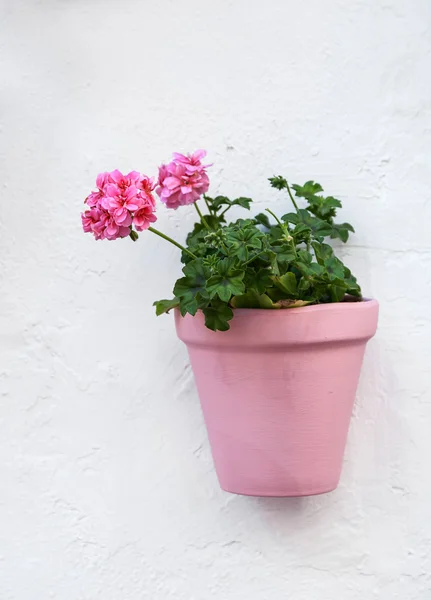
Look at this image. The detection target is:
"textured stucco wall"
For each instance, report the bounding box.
[1,1,431,598]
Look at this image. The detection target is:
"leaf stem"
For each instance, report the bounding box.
[266,209,297,258]
[203,196,213,216]
[243,250,266,266]
[148,227,198,259]
[265,208,283,227]
[194,202,211,230]
[220,205,231,218]
[286,182,299,212]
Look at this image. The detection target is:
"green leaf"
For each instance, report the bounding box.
[282,209,333,238]
[232,218,256,228]
[271,244,296,264]
[273,272,297,295]
[181,242,208,265]
[225,223,264,261]
[312,242,334,265]
[291,222,312,241]
[343,266,362,297]
[233,197,252,210]
[325,256,346,281]
[211,195,231,210]
[294,261,324,277]
[202,301,233,331]
[329,282,347,302]
[173,259,210,316]
[210,196,252,213]
[186,221,206,246]
[330,222,355,243]
[297,277,311,294]
[231,290,277,309]
[225,225,263,248]
[268,250,280,276]
[254,212,271,229]
[291,181,323,198]
[268,225,284,242]
[306,195,341,218]
[307,262,325,276]
[320,195,341,211]
[153,298,179,316]
[206,258,245,302]
[244,268,273,294]
[297,249,313,264]
[178,294,198,317]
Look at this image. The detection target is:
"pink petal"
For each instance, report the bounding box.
[96,172,109,189]
[126,171,140,184]
[105,183,120,197]
[192,149,207,161]
[109,170,124,184]
[163,176,181,190]
[172,152,188,162]
[106,222,119,235]
[118,226,130,238]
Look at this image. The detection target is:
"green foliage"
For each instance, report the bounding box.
[153,298,179,315]
[254,212,271,229]
[155,176,362,331]
[274,272,297,296]
[206,257,245,302]
[207,195,252,212]
[202,300,233,331]
[268,176,289,190]
[173,260,210,316]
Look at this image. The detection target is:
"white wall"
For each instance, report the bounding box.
[1,1,430,598]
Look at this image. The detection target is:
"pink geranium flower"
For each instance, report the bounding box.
[156,150,211,210]
[82,207,103,234]
[109,169,141,190]
[107,185,142,227]
[171,149,211,173]
[134,200,158,231]
[86,172,110,208]
[138,175,156,197]
[102,215,130,240]
[82,206,129,241]
[82,169,157,240]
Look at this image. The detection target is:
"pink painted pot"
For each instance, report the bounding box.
[175,299,378,497]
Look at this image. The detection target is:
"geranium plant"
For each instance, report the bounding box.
[82,150,361,331]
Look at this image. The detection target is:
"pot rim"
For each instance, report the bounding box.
[228,297,378,317]
[175,297,378,319]
[175,298,379,347]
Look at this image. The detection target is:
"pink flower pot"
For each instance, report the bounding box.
[175,300,379,497]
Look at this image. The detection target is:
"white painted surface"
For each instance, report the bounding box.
[1,0,430,598]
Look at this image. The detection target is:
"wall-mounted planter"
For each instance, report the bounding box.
[175,299,378,497]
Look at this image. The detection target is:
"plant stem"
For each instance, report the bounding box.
[265,208,283,227]
[148,227,198,259]
[243,250,266,266]
[286,182,299,212]
[194,202,211,230]
[220,205,231,218]
[203,196,213,216]
[265,209,297,258]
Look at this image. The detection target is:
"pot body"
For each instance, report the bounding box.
[175,300,378,497]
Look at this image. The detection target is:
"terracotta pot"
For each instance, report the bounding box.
[175,300,379,497]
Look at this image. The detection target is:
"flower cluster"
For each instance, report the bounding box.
[156,149,211,209]
[82,170,157,240]
[81,150,211,240]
